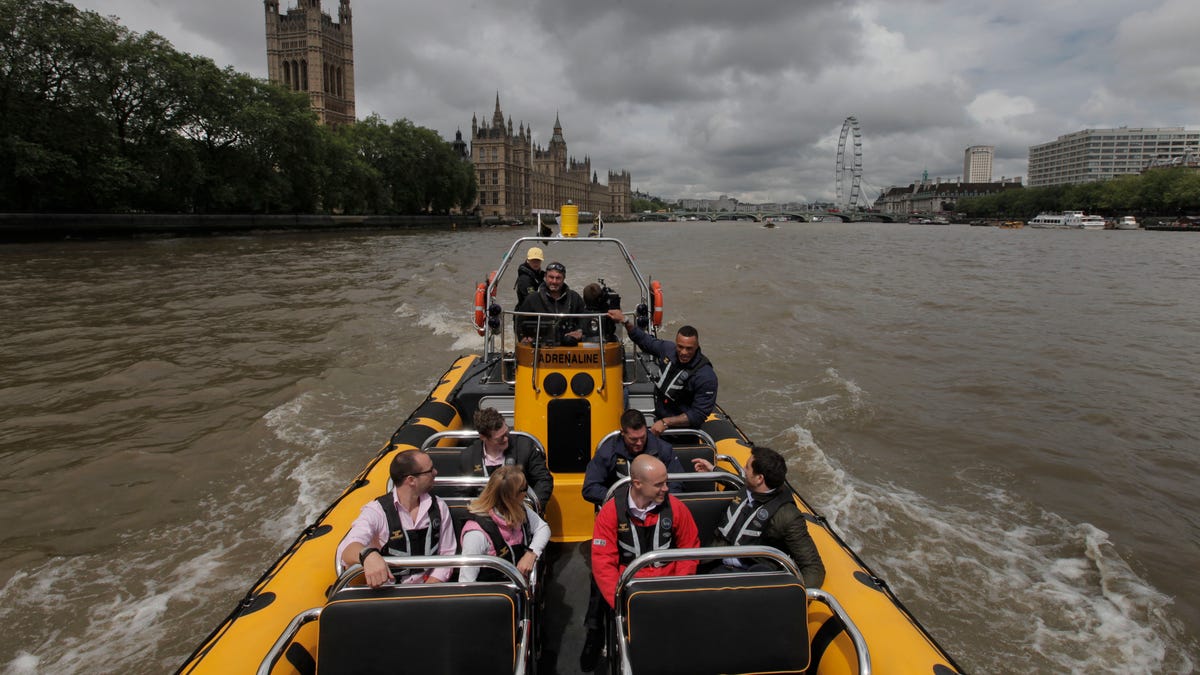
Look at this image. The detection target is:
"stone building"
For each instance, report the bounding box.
[263,0,356,127]
[471,96,631,219]
[875,178,1023,215]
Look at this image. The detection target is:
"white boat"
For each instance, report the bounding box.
[1027,211,1084,228]
[1116,216,1140,230]
[1078,215,1107,230]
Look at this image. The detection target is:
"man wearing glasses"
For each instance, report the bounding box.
[460,407,554,509]
[337,449,456,588]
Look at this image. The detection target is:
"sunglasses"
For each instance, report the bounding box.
[546,262,566,274]
[407,468,435,478]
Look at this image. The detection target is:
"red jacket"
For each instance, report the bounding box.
[591,493,700,608]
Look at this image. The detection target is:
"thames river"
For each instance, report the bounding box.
[1,221,1198,673]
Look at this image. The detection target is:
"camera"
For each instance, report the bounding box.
[597,279,621,310]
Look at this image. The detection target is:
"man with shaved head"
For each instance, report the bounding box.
[590,454,700,609]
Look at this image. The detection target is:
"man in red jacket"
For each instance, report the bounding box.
[590,454,700,610]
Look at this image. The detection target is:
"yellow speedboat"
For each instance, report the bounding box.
[179,216,963,674]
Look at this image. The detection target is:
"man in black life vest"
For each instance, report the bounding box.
[589,455,700,655]
[518,261,585,344]
[582,409,684,506]
[460,407,553,509]
[514,246,545,307]
[607,309,717,435]
[693,446,825,588]
[337,449,456,588]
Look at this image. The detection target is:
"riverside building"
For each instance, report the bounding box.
[963,146,994,183]
[263,0,356,127]
[471,96,631,220]
[1027,127,1200,187]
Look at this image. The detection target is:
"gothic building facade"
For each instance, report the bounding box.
[263,0,356,127]
[471,96,631,219]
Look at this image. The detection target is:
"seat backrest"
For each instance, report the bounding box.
[620,571,809,675]
[670,444,716,472]
[317,583,520,675]
[674,492,736,547]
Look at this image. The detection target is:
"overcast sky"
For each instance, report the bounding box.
[68,0,1199,204]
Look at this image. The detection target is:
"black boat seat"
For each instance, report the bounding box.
[317,582,522,675]
[619,570,809,675]
[674,492,736,547]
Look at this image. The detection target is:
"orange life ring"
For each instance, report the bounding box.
[650,280,664,327]
[473,282,487,335]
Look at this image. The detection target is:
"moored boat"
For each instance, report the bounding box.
[178,210,964,675]
[1078,215,1107,230]
[1116,216,1139,230]
[1027,210,1084,228]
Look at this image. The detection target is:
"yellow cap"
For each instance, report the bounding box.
[527,247,544,261]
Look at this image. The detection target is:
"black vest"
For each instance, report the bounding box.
[715,487,790,546]
[377,494,443,578]
[465,512,532,582]
[655,351,712,409]
[614,484,674,566]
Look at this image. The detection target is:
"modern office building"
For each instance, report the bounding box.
[963,146,994,183]
[263,0,356,127]
[1027,127,1200,187]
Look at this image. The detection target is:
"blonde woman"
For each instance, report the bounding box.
[459,466,551,582]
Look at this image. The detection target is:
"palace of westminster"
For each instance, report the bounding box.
[263,0,632,219]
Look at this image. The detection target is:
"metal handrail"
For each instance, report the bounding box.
[419,429,547,458]
[611,545,801,675]
[260,556,534,675]
[807,587,872,675]
[602,471,745,503]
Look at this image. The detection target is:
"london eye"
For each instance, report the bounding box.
[835,116,863,211]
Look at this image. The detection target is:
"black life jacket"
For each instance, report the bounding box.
[377,494,444,579]
[654,351,712,408]
[715,487,791,546]
[614,484,674,566]
[514,263,544,306]
[465,511,532,582]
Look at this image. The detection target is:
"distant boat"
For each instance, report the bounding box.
[1078,215,1107,230]
[1027,211,1084,228]
[1116,216,1139,230]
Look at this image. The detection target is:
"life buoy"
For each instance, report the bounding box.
[473,282,487,335]
[474,271,500,336]
[650,280,664,327]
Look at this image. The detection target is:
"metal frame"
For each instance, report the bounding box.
[260,555,533,675]
[611,546,871,675]
[602,471,745,503]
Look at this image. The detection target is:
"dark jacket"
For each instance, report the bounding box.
[514,262,544,307]
[582,433,685,505]
[517,282,586,341]
[711,488,825,588]
[626,324,718,427]
[459,435,554,508]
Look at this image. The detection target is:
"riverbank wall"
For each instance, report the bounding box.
[0,213,478,241]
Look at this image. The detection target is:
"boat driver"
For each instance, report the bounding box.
[336,449,457,587]
[517,261,585,344]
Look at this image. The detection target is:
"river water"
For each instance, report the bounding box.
[1,221,1198,673]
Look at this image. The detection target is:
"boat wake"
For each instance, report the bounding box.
[779,423,1198,673]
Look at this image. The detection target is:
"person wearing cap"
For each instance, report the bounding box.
[517,260,585,344]
[514,247,545,307]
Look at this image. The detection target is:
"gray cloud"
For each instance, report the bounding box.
[68,0,1199,203]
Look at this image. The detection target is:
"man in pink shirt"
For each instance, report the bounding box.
[337,449,457,587]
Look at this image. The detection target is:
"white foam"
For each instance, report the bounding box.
[415,305,484,351]
[779,432,1197,673]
